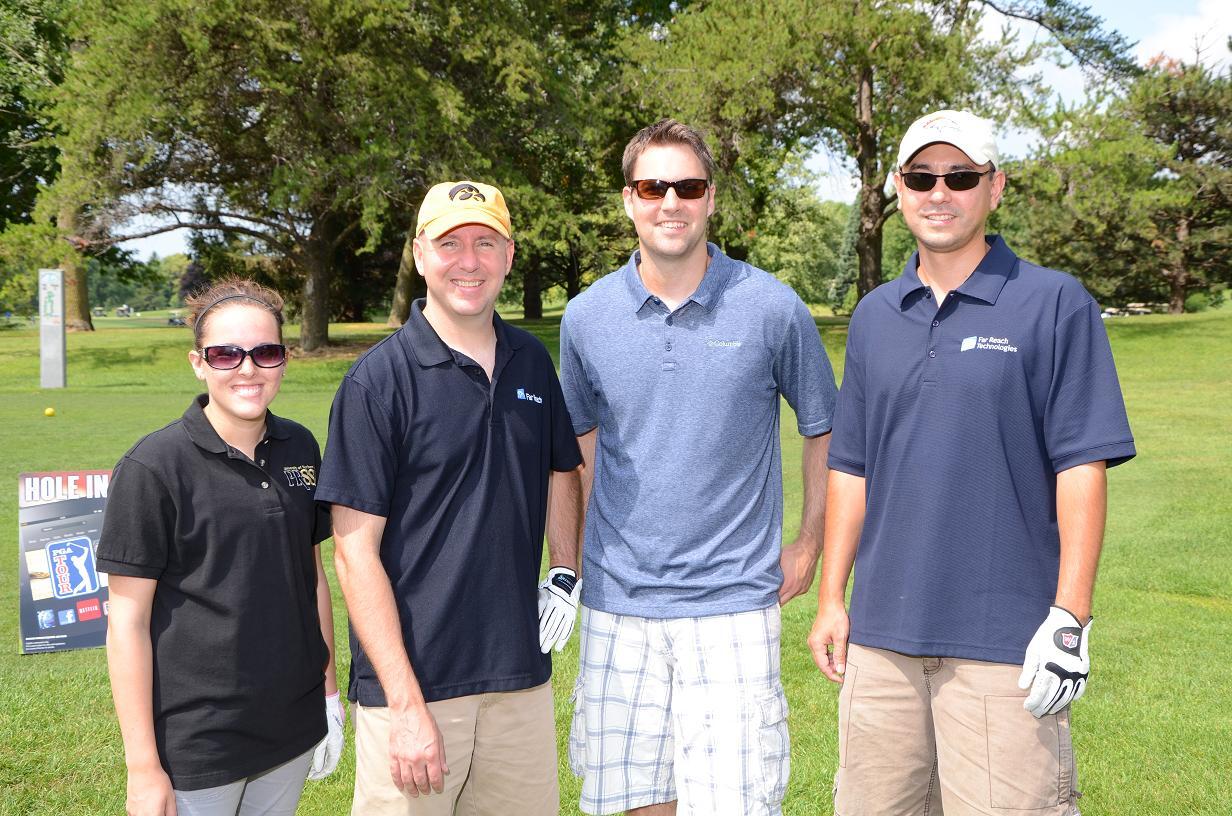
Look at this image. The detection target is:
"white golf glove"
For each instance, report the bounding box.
[307,691,345,780]
[538,566,582,653]
[1018,605,1092,718]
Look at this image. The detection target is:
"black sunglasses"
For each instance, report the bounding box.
[199,343,287,370]
[900,169,993,192]
[630,178,710,200]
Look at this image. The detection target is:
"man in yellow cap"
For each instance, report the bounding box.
[319,181,584,815]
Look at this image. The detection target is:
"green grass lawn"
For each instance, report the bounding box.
[1,309,1229,814]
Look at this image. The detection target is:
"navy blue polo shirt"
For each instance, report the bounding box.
[829,236,1135,664]
[316,299,582,705]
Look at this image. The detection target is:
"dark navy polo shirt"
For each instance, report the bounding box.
[828,236,1135,664]
[316,299,582,706]
[98,395,330,790]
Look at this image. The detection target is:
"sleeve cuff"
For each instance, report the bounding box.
[552,451,584,473]
[1051,440,1137,472]
[312,489,390,518]
[96,559,163,580]
[827,454,866,477]
[798,418,833,437]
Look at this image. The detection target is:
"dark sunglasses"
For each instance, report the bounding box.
[630,178,710,200]
[900,169,993,192]
[200,343,287,370]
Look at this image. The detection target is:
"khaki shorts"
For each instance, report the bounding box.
[835,644,1080,816]
[352,682,557,816]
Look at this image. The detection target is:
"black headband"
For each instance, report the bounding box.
[199,293,276,320]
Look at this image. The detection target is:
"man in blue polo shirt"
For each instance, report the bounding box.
[317,181,583,816]
[808,110,1136,815]
[558,119,838,816]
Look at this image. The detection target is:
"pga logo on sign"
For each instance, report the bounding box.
[46,536,100,599]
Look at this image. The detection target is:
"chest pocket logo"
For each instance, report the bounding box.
[960,335,1018,353]
[283,465,317,489]
[516,387,543,404]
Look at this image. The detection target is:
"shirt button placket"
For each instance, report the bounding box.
[661,307,676,370]
[924,296,940,382]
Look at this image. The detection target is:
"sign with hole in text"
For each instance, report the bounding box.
[18,471,111,654]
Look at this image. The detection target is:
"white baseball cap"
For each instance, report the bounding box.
[896,110,999,169]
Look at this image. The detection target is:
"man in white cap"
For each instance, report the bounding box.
[808,110,1135,814]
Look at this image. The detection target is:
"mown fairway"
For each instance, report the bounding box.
[1,308,1229,815]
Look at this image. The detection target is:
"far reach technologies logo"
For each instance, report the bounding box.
[960,335,1018,353]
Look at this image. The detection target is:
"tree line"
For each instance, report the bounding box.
[2,0,1227,348]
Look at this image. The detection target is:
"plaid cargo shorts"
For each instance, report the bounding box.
[568,604,790,815]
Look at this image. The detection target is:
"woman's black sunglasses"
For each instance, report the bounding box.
[631,178,710,200]
[900,169,993,192]
[200,343,287,370]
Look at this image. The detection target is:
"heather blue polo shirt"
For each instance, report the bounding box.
[316,300,582,705]
[829,235,1135,664]
[560,243,837,618]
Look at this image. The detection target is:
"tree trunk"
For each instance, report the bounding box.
[57,206,94,331]
[853,65,885,300]
[387,228,427,327]
[1166,217,1193,315]
[388,228,419,326]
[1167,276,1187,314]
[855,185,886,299]
[299,220,337,351]
[522,261,543,319]
[566,244,582,300]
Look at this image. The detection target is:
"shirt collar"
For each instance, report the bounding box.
[897,234,1016,308]
[182,393,289,456]
[403,298,523,369]
[621,243,734,312]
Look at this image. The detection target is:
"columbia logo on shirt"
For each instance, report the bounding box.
[960,335,1018,353]
[283,465,317,489]
[516,388,543,404]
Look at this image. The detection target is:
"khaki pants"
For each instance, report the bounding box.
[835,644,1080,816]
[353,682,558,816]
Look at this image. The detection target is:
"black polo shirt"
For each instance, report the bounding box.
[317,299,582,706]
[97,395,330,791]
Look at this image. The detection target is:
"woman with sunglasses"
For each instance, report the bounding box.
[98,278,344,816]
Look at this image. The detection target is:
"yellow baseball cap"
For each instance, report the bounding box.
[415,181,512,239]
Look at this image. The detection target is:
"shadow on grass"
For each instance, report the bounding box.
[1103,314,1221,341]
[74,346,161,368]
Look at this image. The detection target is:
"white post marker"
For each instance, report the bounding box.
[39,268,66,389]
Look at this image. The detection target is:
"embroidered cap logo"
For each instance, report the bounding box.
[448,183,486,203]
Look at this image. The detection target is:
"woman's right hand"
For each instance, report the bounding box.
[126,765,176,816]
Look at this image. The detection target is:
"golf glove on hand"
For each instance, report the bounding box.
[307,692,345,780]
[1018,605,1092,719]
[538,566,581,653]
